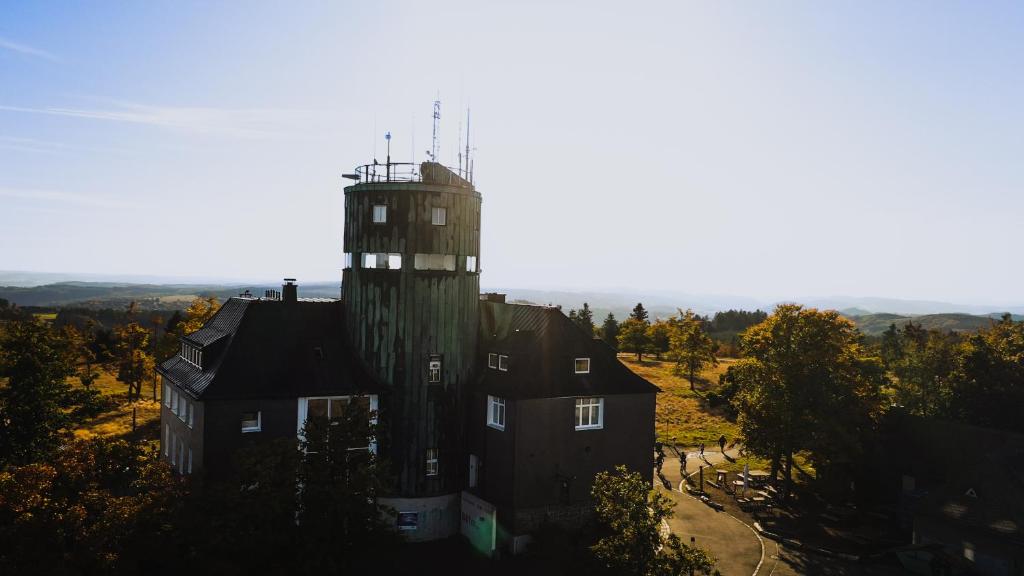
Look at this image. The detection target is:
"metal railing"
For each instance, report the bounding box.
[345,161,473,187]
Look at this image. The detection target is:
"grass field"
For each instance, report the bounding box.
[619,354,740,447]
[70,370,161,446]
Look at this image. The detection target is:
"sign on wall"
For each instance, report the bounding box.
[460,491,496,556]
[396,511,418,531]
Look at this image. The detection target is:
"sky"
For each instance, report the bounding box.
[1,1,1023,305]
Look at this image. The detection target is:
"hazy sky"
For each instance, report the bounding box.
[2,1,1022,304]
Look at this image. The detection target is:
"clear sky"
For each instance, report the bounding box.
[2,1,1022,305]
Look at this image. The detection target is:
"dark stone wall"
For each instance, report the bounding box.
[342,181,482,498]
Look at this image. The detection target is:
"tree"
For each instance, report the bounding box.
[113,304,155,402]
[180,296,220,335]
[630,303,649,323]
[0,438,184,574]
[600,313,620,350]
[944,315,1024,432]
[668,309,718,391]
[0,317,76,466]
[731,304,885,499]
[569,303,596,338]
[647,320,672,360]
[591,465,716,576]
[618,318,651,361]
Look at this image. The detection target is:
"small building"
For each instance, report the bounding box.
[157,161,658,553]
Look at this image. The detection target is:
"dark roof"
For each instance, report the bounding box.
[477,301,659,399]
[158,298,380,400]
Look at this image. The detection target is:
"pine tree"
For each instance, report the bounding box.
[569,302,596,337]
[630,302,649,323]
[600,313,619,349]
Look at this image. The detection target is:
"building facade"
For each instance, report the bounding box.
[158,161,657,551]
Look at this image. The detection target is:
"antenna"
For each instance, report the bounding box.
[430,97,440,162]
[465,108,471,181]
[385,131,391,181]
[457,113,463,176]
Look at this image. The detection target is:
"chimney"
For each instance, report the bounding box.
[283,278,297,303]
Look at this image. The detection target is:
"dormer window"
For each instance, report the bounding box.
[372,204,387,223]
[574,358,591,374]
[180,342,202,370]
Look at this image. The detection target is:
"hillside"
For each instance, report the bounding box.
[847,312,1012,335]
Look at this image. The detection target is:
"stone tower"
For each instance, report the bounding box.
[342,161,481,539]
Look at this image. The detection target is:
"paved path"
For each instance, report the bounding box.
[655,449,764,576]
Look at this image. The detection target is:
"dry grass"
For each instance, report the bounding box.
[70,370,161,444]
[619,355,740,447]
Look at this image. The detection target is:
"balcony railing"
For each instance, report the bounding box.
[344,161,473,188]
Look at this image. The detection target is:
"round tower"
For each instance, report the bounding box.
[342,161,480,540]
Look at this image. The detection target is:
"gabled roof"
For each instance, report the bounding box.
[478,301,659,400]
[158,298,380,400]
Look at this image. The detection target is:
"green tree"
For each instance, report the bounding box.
[647,320,672,360]
[569,303,596,338]
[668,309,718,391]
[591,465,717,576]
[731,304,885,499]
[0,317,76,466]
[600,313,620,350]
[618,318,651,361]
[944,315,1024,431]
[630,302,649,323]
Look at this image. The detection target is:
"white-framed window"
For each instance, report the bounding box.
[241,411,261,433]
[431,206,447,226]
[498,354,509,372]
[297,395,378,452]
[428,357,442,383]
[426,448,439,476]
[575,358,591,374]
[372,204,387,223]
[187,401,194,428]
[413,253,457,271]
[187,448,193,474]
[171,389,179,415]
[343,252,352,269]
[177,440,185,474]
[487,395,506,430]
[164,423,170,456]
[178,394,187,422]
[164,384,171,408]
[575,397,604,430]
[362,252,402,270]
[466,255,477,273]
[487,353,498,369]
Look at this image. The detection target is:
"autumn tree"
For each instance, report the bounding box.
[618,317,651,361]
[113,302,155,401]
[668,309,718,391]
[180,296,220,335]
[591,465,717,576]
[569,303,596,338]
[600,313,620,350]
[731,304,885,499]
[647,319,672,360]
[945,314,1024,431]
[0,317,76,466]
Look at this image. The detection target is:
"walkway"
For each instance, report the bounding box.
[656,450,764,576]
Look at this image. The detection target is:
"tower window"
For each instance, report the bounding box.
[431,207,447,226]
[466,255,477,273]
[413,253,457,271]
[343,253,352,269]
[575,358,591,374]
[362,253,402,270]
[426,448,439,476]
[372,204,387,223]
[487,353,497,369]
[388,253,402,269]
[428,356,442,383]
[487,395,506,430]
[498,354,509,372]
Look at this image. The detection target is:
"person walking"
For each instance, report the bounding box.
[718,434,727,453]
[699,442,705,459]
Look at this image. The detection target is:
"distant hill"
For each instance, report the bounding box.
[846,312,1015,336]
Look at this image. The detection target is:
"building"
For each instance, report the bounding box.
[157,160,657,552]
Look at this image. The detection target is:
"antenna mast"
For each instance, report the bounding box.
[464,108,471,182]
[430,98,441,163]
